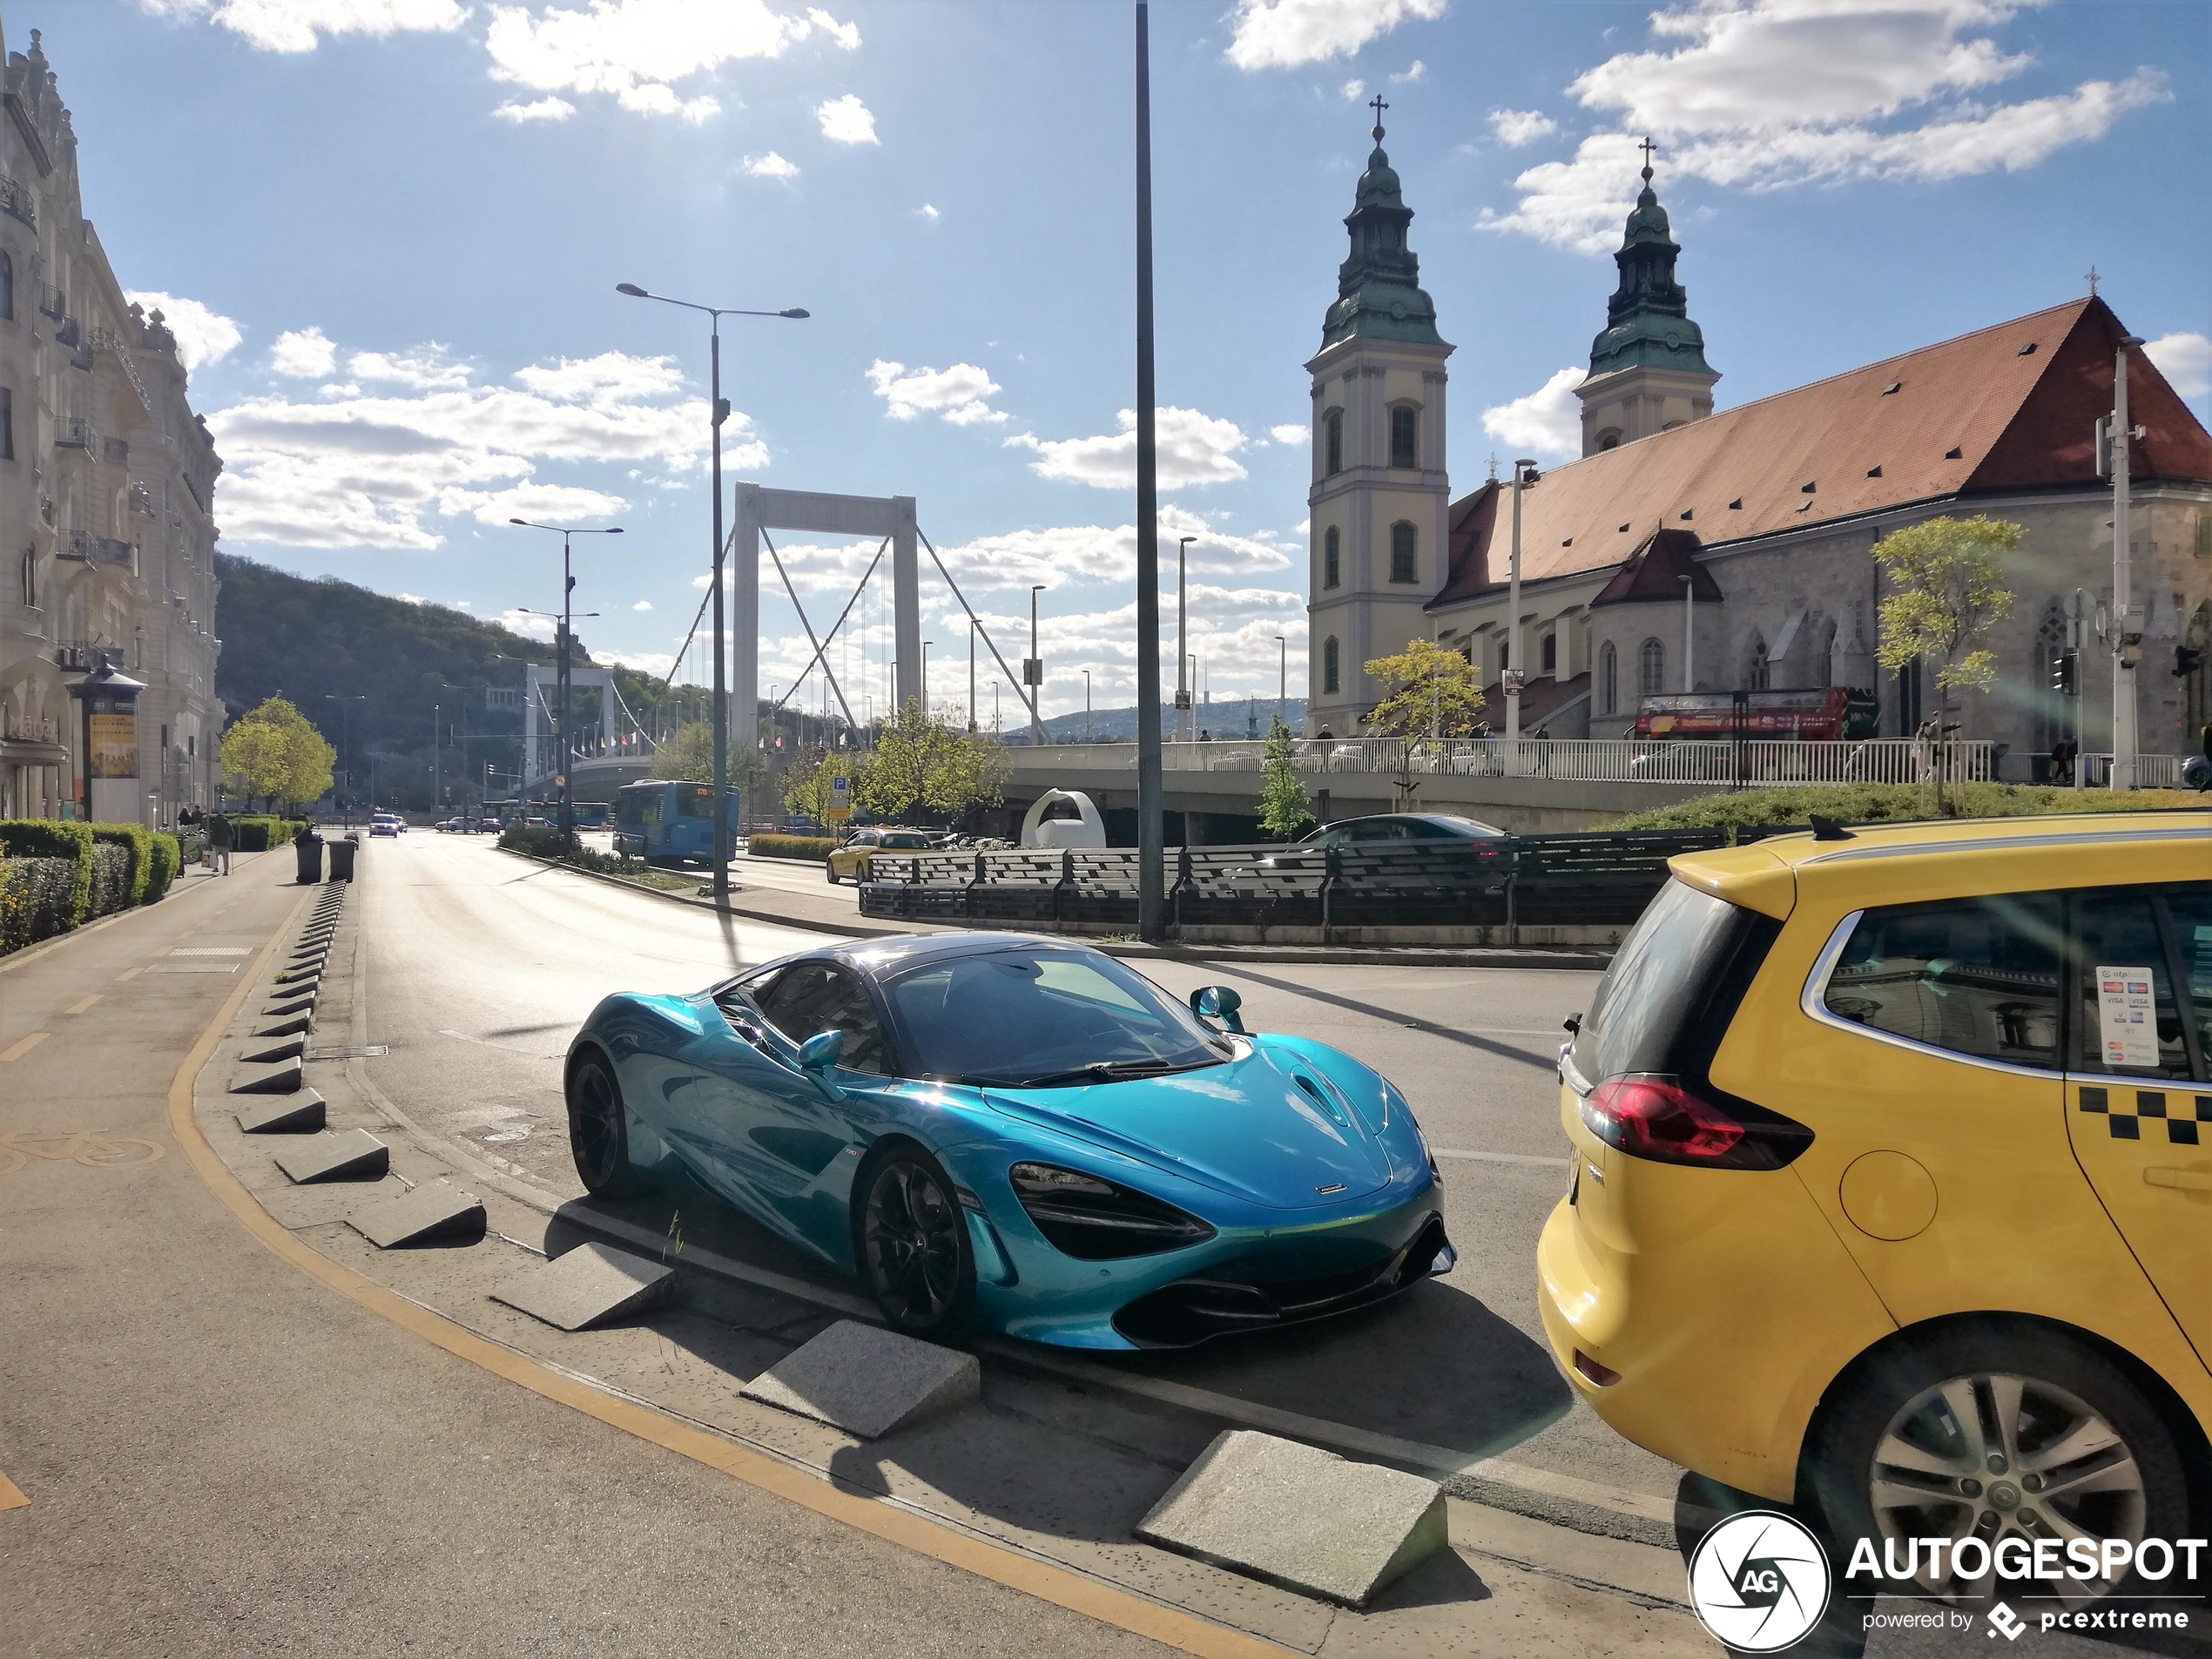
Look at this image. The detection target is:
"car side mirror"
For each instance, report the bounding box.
[1190,985,1246,1035]
[799,1029,844,1070]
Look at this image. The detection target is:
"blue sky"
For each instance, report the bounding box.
[50,0,2211,721]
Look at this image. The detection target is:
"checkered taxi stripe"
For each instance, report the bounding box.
[2078,1087,2211,1145]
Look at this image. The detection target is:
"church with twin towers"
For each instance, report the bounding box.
[1302,107,2212,772]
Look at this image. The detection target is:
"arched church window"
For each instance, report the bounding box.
[1541,631,1557,675]
[0,251,13,322]
[1388,522,1417,584]
[1390,406,1418,469]
[1745,633,1770,691]
[1323,526,1340,590]
[1638,637,1666,698]
[1596,429,1622,452]
[20,542,34,607]
[2033,602,2069,759]
[1599,642,1618,714]
[1323,637,1340,695]
[1324,409,1344,475]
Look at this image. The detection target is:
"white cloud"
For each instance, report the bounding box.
[141,0,466,52]
[631,598,654,610]
[744,151,799,178]
[1480,366,1585,462]
[866,359,1007,427]
[916,203,940,219]
[596,649,678,676]
[1270,422,1311,445]
[1341,78,1366,101]
[350,346,472,389]
[815,92,878,145]
[1481,3,2171,254]
[494,96,577,122]
[123,292,242,372]
[269,327,338,379]
[206,347,750,550]
[1007,407,1251,490]
[483,0,857,123]
[2147,331,2211,399]
[1391,60,1426,83]
[500,608,559,641]
[1224,0,1449,71]
[395,592,426,604]
[1488,108,1557,147]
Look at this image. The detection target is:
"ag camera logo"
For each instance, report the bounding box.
[1689,1510,1832,1652]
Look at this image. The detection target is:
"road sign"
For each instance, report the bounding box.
[826,774,851,824]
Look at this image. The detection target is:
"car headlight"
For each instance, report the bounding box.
[1008,1162,1216,1260]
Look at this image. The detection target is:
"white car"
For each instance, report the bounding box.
[369,813,405,838]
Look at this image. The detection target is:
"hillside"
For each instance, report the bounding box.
[1029,696,1306,744]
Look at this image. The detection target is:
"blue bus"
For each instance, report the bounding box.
[613,780,741,865]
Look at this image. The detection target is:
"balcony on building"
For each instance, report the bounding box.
[0,175,34,228]
[53,415,91,449]
[58,531,136,572]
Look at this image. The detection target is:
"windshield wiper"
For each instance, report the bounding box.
[978,1057,1218,1089]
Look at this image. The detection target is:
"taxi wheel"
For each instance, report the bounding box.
[857,1146,975,1340]
[1807,1324,2195,1608]
[825,861,840,884]
[566,1053,644,1198]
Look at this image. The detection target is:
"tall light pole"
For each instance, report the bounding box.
[1084,670,1092,744]
[1133,1,1164,941]
[1028,584,1047,745]
[509,519,622,839]
[968,617,978,732]
[921,642,933,720]
[323,694,365,826]
[1677,573,1696,698]
[1274,635,1286,729]
[617,282,807,904]
[1507,460,1538,741]
[1176,535,1194,742]
[2102,334,2146,789]
[432,702,441,813]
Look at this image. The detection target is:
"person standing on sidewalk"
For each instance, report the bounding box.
[207,811,233,875]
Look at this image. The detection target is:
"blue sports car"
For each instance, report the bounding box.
[563,932,1453,1349]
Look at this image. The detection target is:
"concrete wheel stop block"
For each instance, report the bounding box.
[273,1128,388,1184]
[230,1056,302,1095]
[239,1036,306,1065]
[262,994,316,1019]
[237,1089,326,1134]
[1134,1430,1448,1608]
[253,1015,311,1039]
[489,1242,673,1332]
[347,1184,486,1248]
[738,1319,980,1440]
[273,968,321,988]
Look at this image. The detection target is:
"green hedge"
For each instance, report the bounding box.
[91,823,154,906]
[0,820,94,927]
[0,819,185,954]
[500,825,572,858]
[0,856,78,952]
[228,815,308,852]
[146,833,181,903]
[1605,783,2205,833]
[750,833,841,861]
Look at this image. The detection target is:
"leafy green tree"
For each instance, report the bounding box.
[1362,636,1485,738]
[219,696,335,811]
[781,746,871,824]
[650,720,767,797]
[1258,716,1314,840]
[1874,515,2020,809]
[858,699,1009,822]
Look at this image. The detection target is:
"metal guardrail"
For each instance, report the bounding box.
[60,531,135,570]
[2081,754,2192,788]
[1008,736,2000,788]
[51,415,91,449]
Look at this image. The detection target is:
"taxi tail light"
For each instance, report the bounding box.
[1579,1076,1811,1170]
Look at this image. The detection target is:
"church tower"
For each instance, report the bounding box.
[1575,147,1717,456]
[1305,101,1453,737]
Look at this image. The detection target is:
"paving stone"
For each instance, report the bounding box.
[230,1056,302,1095]
[273,1127,388,1184]
[1135,1430,1448,1608]
[739,1319,981,1440]
[239,1036,306,1065]
[253,1015,311,1039]
[347,1184,486,1248]
[489,1242,673,1332]
[237,1090,327,1134]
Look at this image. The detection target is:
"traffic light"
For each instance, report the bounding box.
[2176,645,2204,679]
[2051,651,2078,697]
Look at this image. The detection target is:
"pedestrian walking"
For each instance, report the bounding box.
[208,811,233,875]
[2048,734,2077,786]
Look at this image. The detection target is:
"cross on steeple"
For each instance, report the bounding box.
[1638,135,1657,181]
[2086,265,2101,297]
[1369,95,1388,143]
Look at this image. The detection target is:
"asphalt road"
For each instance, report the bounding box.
[363,831,1675,1507]
[0,851,1176,1659]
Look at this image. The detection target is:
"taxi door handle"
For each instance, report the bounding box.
[2144,1167,2212,1192]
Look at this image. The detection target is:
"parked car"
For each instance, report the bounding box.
[1539,811,2212,1608]
[369,813,404,838]
[826,826,934,885]
[475,817,503,834]
[1260,813,1512,880]
[434,817,469,833]
[564,934,1452,1346]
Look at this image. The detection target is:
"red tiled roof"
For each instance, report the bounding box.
[1433,297,2212,606]
[1589,527,1721,607]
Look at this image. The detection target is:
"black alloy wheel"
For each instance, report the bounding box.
[825,861,840,884]
[859,1148,975,1338]
[566,1054,642,1197]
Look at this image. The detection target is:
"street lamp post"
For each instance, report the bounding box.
[1176,536,1195,743]
[509,519,622,840]
[1507,459,1539,742]
[617,282,807,904]
[921,643,933,721]
[323,694,365,826]
[968,618,978,732]
[1084,670,1092,744]
[1028,584,1046,745]
[1273,636,1286,729]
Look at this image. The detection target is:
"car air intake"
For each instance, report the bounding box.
[1008,1162,1216,1260]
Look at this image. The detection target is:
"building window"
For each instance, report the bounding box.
[1323,525,1340,590]
[0,387,12,462]
[1599,642,1618,714]
[1895,654,1923,737]
[1540,631,1557,675]
[1323,637,1340,695]
[1745,633,1770,691]
[1390,405,1418,469]
[18,543,32,607]
[1638,637,1666,698]
[1324,408,1344,475]
[1388,522,1417,584]
[1596,428,1622,452]
[2033,602,2069,760]
[0,251,12,323]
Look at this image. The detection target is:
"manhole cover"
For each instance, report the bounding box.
[305,1045,389,1061]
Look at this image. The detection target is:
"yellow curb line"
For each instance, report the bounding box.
[165,887,1290,1659]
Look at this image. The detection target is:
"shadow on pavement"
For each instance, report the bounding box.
[1211,964,1561,1073]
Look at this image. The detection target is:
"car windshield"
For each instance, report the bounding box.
[880,948,1225,1086]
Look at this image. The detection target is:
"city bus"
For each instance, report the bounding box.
[612,780,742,865]
[1635,686,1878,741]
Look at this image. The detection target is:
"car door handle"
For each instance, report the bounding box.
[2144,1167,2212,1192]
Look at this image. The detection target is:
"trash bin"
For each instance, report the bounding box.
[293,833,325,884]
[327,835,358,881]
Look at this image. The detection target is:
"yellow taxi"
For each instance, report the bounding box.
[1538,813,2211,1602]
[824,826,933,885]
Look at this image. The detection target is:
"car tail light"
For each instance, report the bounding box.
[1579,1075,1811,1170]
[1008,1162,1216,1260]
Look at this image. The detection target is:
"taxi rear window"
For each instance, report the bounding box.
[1573,878,1777,1086]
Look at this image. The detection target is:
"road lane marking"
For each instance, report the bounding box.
[1433,1148,1572,1169]
[65,995,102,1015]
[0,1469,25,1512]
[0,1033,50,1062]
[114,967,143,983]
[165,895,1296,1659]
